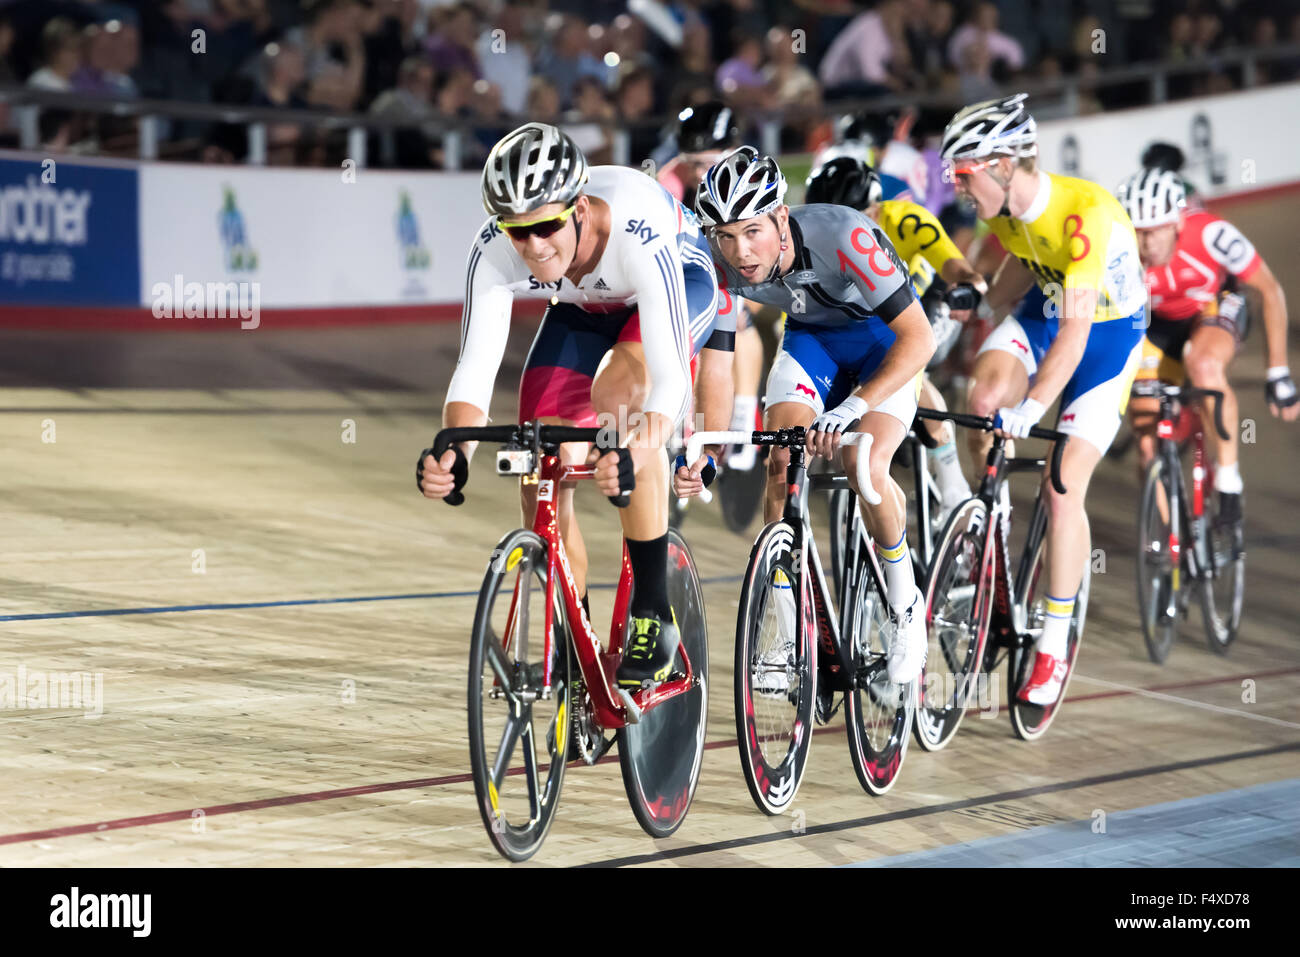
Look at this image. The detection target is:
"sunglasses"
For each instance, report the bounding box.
[950,158,998,179]
[500,204,578,241]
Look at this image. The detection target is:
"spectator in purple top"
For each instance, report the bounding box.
[715,33,771,109]
[72,22,117,96]
[424,1,481,78]
[946,2,1024,79]
[536,14,608,108]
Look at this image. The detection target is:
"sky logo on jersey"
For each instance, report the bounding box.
[479,220,501,245]
[625,218,660,246]
[218,185,257,272]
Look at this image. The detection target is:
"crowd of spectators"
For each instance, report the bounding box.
[1,0,1297,167]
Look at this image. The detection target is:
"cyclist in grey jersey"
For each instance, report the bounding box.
[686,147,935,683]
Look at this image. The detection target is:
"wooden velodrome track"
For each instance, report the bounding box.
[1,192,1296,868]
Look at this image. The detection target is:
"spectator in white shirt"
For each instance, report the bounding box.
[27,18,81,92]
[477,4,531,113]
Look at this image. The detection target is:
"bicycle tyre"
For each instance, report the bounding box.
[1200,495,1244,654]
[618,529,709,838]
[913,497,994,752]
[1137,457,1179,664]
[734,521,815,814]
[467,529,569,862]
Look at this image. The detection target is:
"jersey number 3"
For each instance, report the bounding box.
[1064,214,1091,262]
[837,227,896,290]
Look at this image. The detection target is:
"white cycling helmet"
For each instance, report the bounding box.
[481,122,589,217]
[940,92,1037,162]
[1115,167,1186,228]
[694,146,788,228]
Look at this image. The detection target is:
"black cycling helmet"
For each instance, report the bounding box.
[677,101,741,154]
[1141,141,1186,174]
[805,157,881,210]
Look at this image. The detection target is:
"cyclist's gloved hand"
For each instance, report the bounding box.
[1266,366,1298,420]
[417,444,468,503]
[595,446,636,504]
[943,282,982,314]
[994,397,1045,439]
[809,394,868,458]
[673,453,716,498]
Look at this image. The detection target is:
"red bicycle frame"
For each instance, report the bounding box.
[497,451,696,729]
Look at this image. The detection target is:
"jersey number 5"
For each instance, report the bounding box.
[837,226,896,290]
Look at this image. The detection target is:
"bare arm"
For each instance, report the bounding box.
[1243,258,1289,370]
[855,299,935,409]
[694,345,736,457]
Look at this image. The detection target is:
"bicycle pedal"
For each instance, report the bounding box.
[617,688,643,724]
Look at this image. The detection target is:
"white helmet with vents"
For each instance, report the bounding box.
[941,93,1038,162]
[1116,167,1187,228]
[481,123,589,216]
[694,146,788,228]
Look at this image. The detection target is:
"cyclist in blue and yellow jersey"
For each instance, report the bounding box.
[805,156,989,517]
[942,94,1146,706]
[684,146,936,684]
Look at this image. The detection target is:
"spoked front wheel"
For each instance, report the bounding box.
[1009,540,1091,741]
[735,521,815,814]
[467,529,569,862]
[842,524,913,795]
[1200,498,1244,654]
[914,498,993,752]
[619,529,709,838]
[1136,457,1178,663]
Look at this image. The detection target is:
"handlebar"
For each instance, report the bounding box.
[914,407,1070,495]
[688,428,882,506]
[429,423,630,507]
[1129,380,1230,441]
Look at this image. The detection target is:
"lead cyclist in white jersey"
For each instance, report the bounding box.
[418,123,735,690]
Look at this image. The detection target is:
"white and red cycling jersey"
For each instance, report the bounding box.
[1145,209,1261,322]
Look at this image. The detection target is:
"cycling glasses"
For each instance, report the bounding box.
[500,204,578,241]
[947,158,999,180]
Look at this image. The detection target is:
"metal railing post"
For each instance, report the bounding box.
[247,123,267,165]
[760,120,780,158]
[16,105,38,150]
[443,129,462,170]
[611,129,630,167]
[139,115,158,160]
[1150,69,1167,103]
[347,126,366,168]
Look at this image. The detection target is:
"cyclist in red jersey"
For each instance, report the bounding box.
[1117,168,1298,524]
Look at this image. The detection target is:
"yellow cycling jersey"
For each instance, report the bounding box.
[985,170,1145,321]
[875,199,963,297]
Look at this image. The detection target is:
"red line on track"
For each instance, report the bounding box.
[1,665,1296,848]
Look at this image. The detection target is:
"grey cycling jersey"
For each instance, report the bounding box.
[708,203,916,328]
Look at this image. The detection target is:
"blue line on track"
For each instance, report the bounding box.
[0,575,744,622]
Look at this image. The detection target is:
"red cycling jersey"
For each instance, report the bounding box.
[1145,209,1261,321]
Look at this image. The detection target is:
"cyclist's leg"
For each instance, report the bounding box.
[728,302,765,469]
[1130,316,1193,475]
[761,322,833,523]
[1040,318,1143,657]
[1184,304,1242,495]
[964,309,1039,468]
[918,374,971,508]
[519,303,624,598]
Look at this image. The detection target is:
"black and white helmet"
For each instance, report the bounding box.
[940,93,1037,162]
[694,146,788,228]
[481,122,589,217]
[1115,167,1186,228]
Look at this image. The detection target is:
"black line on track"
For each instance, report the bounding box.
[578,740,1300,867]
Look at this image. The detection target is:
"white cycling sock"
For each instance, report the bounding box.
[929,439,970,502]
[876,531,915,611]
[1038,594,1075,659]
[1214,461,1243,494]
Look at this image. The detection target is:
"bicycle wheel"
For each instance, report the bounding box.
[1008,541,1091,741]
[843,529,913,795]
[1136,458,1179,663]
[734,521,815,814]
[619,529,709,838]
[1200,496,1244,654]
[468,529,569,862]
[914,497,993,752]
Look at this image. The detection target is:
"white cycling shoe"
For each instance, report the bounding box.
[886,587,928,685]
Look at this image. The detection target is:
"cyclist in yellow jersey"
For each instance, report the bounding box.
[942,93,1146,707]
[805,156,988,516]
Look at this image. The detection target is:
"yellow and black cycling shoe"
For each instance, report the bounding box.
[615,611,680,690]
